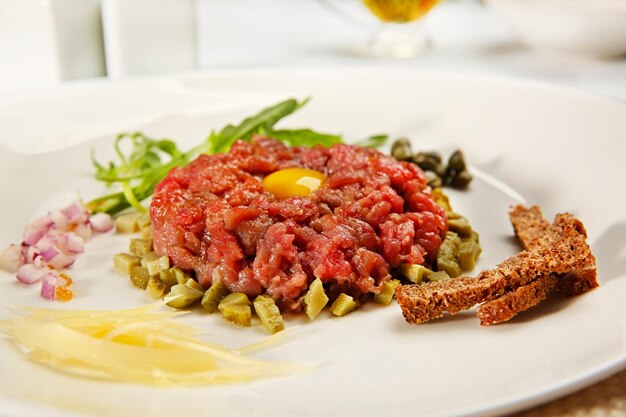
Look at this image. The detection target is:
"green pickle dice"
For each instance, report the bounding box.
[165,283,203,308]
[218,292,252,327]
[330,293,357,317]
[129,266,150,289]
[146,276,167,300]
[158,269,178,290]
[303,278,329,320]
[399,264,429,284]
[253,295,285,334]
[129,238,153,257]
[113,253,141,275]
[201,278,230,313]
[427,270,450,283]
[114,212,141,234]
[374,279,401,305]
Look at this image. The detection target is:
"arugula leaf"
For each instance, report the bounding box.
[211,99,302,154]
[354,134,389,148]
[270,129,343,147]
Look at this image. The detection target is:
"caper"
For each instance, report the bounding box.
[391,138,413,161]
[447,150,467,171]
[412,152,443,173]
[450,170,473,189]
[425,171,442,188]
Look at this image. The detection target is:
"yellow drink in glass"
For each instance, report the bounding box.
[363,0,440,23]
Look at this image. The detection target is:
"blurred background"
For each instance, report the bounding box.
[0,0,625,100]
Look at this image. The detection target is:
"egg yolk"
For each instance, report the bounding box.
[262,168,326,199]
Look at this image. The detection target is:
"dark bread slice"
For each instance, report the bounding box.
[476,206,598,325]
[476,274,557,325]
[509,205,598,296]
[396,213,596,324]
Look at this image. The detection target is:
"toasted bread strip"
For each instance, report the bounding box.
[476,275,558,325]
[396,213,595,324]
[509,205,598,297]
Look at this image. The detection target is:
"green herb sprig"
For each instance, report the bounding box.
[87,98,345,215]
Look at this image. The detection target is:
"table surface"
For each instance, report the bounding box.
[0,1,625,416]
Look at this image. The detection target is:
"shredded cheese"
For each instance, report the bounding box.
[0,303,309,386]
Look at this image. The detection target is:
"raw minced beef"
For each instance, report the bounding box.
[151,136,447,311]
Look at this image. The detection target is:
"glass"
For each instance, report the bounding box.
[321,0,441,58]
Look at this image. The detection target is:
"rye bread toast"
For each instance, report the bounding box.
[396,212,596,325]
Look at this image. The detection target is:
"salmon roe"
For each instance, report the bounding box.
[55,286,73,302]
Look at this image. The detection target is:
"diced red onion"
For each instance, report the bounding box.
[23,216,53,245]
[32,255,45,268]
[73,222,93,240]
[24,245,40,263]
[62,202,89,224]
[46,251,76,269]
[50,209,69,230]
[89,212,114,233]
[34,235,56,252]
[0,244,25,273]
[40,245,60,263]
[16,264,46,285]
[65,232,85,254]
[40,271,57,301]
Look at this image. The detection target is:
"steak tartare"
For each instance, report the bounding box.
[151,136,447,311]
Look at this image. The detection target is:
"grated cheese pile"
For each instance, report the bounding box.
[0,303,308,386]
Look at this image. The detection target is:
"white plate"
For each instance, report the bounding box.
[0,69,625,417]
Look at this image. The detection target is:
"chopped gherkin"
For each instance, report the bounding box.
[303,278,329,320]
[330,294,357,317]
[218,293,252,327]
[129,238,153,257]
[253,295,285,334]
[146,276,167,300]
[113,253,141,275]
[374,279,401,305]
[165,284,203,308]
[130,266,150,289]
[399,264,430,284]
[201,277,230,313]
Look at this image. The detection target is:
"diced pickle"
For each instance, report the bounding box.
[219,304,252,327]
[437,258,462,278]
[130,266,150,289]
[373,279,401,305]
[201,278,230,313]
[141,252,169,276]
[458,241,482,271]
[462,231,480,244]
[171,267,191,285]
[444,231,461,249]
[113,253,141,275]
[158,269,177,290]
[218,293,252,326]
[447,217,473,238]
[303,278,329,320]
[219,292,251,306]
[129,238,153,257]
[165,284,203,308]
[185,278,204,292]
[141,225,153,240]
[137,213,151,230]
[330,293,357,317]
[399,264,429,284]
[431,188,452,212]
[146,276,166,300]
[141,252,158,267]
[115,212,142,233]
[427,270,450,283]
[253,295,285,334]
